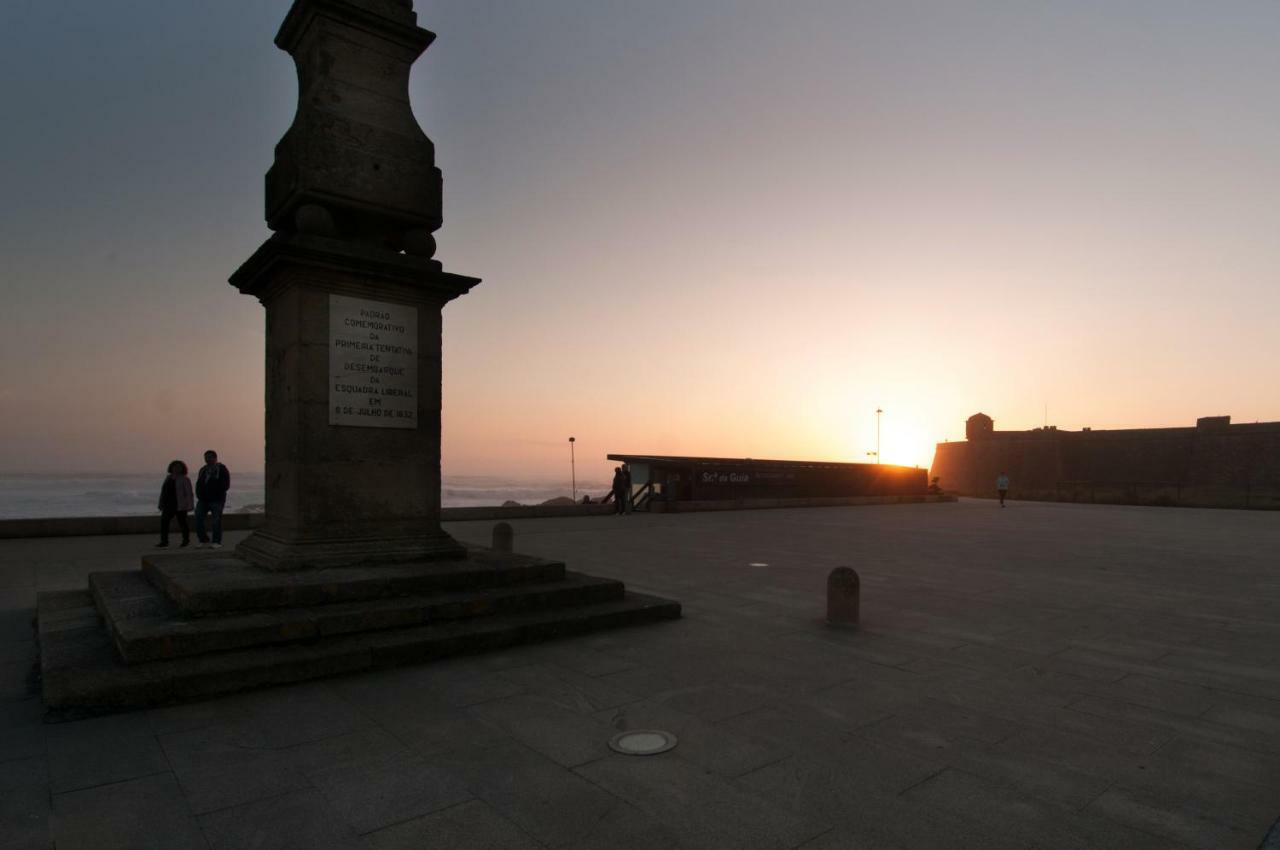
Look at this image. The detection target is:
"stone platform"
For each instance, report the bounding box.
[7,502,1280,849]
[37,547,679,714]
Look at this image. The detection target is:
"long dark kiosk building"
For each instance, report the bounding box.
[608,454,930,512]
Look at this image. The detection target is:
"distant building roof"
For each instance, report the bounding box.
[945,413,1280,444]
[606,454,911,471]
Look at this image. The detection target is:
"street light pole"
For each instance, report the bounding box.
[568,437,576,502]
[876,408,883,465]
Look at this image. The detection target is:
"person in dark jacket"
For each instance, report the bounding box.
[611,466,628,515]
[620,463,633,514]
[156,460,193,548]
[195,450,231,548]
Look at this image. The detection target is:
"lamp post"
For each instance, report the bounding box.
[568,437,576,502]
[876,407,883,465]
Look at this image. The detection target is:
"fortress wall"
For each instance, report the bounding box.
[931,436,1060,496]
[1182,428,1280,508]
[931,424,1280,509]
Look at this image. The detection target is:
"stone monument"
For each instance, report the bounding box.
[230,0,474,570]
[35,0,679,714]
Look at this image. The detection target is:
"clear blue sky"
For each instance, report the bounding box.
[2,1,1278,475]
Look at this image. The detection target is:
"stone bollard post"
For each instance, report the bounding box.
[826,567,860,627]
[492,522,514,553]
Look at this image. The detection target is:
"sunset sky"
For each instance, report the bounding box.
[2,1,1278,480]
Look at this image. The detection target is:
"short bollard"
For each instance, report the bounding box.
[492,522,514,553]
[826,567,860,627]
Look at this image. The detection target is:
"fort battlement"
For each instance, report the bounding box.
[931,413,1280,509]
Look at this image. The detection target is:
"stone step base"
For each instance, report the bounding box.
[90,569,625,664]
[143,547,565,615]
[38,587,680,716]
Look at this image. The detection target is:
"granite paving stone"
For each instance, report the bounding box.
[576,752,829,849]
[283,726,409,775]
[947,746,1116,811]
[0,755,48,791]
[905,767,1181,850]
[142,696,255,738]
[336,676,511,756]
[1200,692,1280,737]
[45,712,170,793]
[360,799,540,850]
[371,661,528,708]
[1088,784,1254,849]
[1151,735,1280,789]
[0,661,35,701]
[1110,755,1280,842]
[738,756,1025,850]
[556,800,699,850]
[5,500,1280,846]
[224,680,370,747]
[792,675,918,729]
[308,751,473,835]
[1067,693,1280,755]
[438,739,629,847]
[0,716,46,764]
[468,692,616,767]
[0,783,51,850]
[642,680,775,723]
[159,723,312,814]
[51,772,207,850]
[497,661,640,713]
[198,787,361,850]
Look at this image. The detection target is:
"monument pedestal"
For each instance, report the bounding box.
[230,233,475,570]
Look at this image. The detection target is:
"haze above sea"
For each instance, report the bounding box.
[0,473,612,520]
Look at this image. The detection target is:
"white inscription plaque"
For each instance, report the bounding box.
[329,294,418,428]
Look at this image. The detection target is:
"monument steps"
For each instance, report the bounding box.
[38,584,680,716]
[89,568,626,664]
[142,548,567,614]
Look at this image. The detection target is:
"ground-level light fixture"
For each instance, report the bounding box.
[609,730,678,756]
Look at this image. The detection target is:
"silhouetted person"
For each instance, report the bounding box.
[611,466,627,515]
[195,450,231,548]
[996,472,1009,507]
[156,460,193,548]
[620,463,633,514]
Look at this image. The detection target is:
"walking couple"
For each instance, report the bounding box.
[157,450,232,549]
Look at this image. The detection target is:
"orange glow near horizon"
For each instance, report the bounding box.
[1,3,1278,477]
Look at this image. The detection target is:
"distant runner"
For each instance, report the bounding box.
[996,472,1010,508]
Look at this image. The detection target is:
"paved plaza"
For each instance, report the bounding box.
[2,499,1280,849]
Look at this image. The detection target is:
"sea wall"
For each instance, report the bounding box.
[0,495,958,539]
[0,506,616,539]
[931,423,1280,509]
[0,512,267,540]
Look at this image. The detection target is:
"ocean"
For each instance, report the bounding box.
[0,473,612,520]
